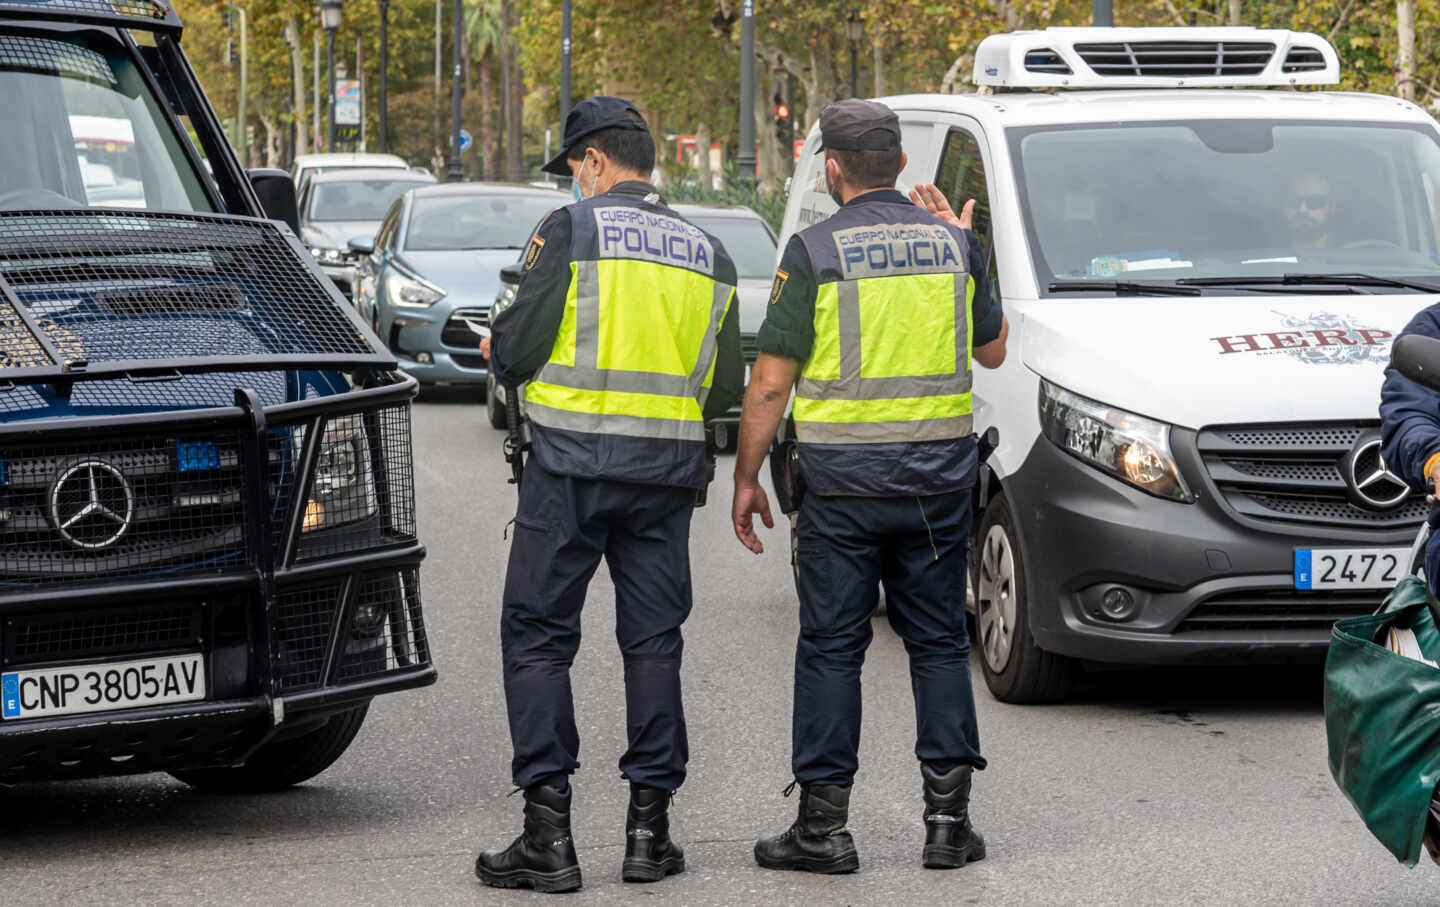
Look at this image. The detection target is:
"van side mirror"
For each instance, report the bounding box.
[347,235,376,255]
[1392,334,1440,392]
[500,262,523,286]
[247,168,300,234]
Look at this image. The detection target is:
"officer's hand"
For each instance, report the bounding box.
[479,336,491,360]
[732,478,773,555]
[909,184,974,231]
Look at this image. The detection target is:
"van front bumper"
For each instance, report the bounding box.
[1003,430,1419,666]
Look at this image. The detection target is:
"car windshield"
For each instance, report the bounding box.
[0,29,211,212]
[1011,119,1440,293]
[690,215,777,279]
[405,194,559,250]
[310,178,430,222]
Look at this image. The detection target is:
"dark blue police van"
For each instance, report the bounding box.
[0,0,433,790]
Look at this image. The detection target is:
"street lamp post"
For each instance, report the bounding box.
[320,0,342,151]
[736,0,755,182]
[846,10,863,98]
[559,0,571,186]
[448,0,462,181]
[379,0,389,153]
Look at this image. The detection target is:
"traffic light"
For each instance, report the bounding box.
[774,98,791,146]
[221,3,231,29]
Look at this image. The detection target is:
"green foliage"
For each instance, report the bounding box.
[662,164,788,232]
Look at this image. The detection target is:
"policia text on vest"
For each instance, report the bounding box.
[477,93,743,894]
[732,98,1009,875]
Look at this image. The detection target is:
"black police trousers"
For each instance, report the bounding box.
[791,489,986,786]
[501,459,695,791]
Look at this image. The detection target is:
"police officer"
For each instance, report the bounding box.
[476,96,743,892]
[731,99,1008,874]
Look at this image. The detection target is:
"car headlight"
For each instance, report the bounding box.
[297,414,378,531]
[1038,380,1193,502]
[309,246,346,265]
[387,268,445,308]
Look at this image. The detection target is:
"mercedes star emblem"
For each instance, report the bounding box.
[49,459,135,550]
[1343,435,1410,512]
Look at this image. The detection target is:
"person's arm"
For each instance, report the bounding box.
[489,209,572,385]
[702,289,743,421]
[732,353,801,554]
[731,236,815,554]
[964,234,1008,370]
[1381,307,1440,490]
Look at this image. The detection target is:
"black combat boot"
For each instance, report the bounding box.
[753,783,859,874]
[475,782,582,893]
[622,784,686,882]
[921,763,986,869]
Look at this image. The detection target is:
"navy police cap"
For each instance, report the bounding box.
[541,96,650,175]
[817,98,901,152]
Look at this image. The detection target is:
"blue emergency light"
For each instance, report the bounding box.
[176,440,219,472]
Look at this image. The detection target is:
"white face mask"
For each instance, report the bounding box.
[572,155,597,202]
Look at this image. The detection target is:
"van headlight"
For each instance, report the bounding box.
[1038,380,1193,502]
[387,269,445,308]
[297,414,378,531]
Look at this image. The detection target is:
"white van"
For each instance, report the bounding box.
[777,27,1440,702]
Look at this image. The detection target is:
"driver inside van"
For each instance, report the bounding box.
[1286,171,1334,249]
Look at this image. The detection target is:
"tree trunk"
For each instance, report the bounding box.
[695,121,712,189]
[505,1,523,182]
[259,114,282,169]
[1227,0,1242,25]
[286,17,307,157]
[498,1,511,179]
[1398,0,1416,100]
[480,47,495,180]
[754,64,780,195]
[872,40,885,98]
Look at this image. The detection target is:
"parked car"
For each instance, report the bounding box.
[779,26,1440,702]
[0,0,434,787]
[484,201,777,434]
[350,183,562,388]
[299,167,437,297]
[291,151,410,196]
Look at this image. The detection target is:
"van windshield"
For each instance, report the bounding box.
[0,29,211,212]
[1011,120,1440,293]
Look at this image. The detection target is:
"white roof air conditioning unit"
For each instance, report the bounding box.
[973,27,1340,90]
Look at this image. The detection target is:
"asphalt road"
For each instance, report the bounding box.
[1,388,1437,905]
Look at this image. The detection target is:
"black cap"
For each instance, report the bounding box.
[541,95,650,175]
[817,98,901,152]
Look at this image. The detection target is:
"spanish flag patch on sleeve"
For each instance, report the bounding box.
[768,268,789,305]
[522,234,546,271]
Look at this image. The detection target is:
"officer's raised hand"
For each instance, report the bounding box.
[909,183,974,231]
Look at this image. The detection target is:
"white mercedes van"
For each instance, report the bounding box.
[777,27,1440,702]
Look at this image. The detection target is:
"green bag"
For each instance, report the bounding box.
[1325,575,1440,866]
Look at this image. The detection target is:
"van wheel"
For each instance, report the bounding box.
[974,495,1075,703]
[169,704,369,793]
[486,375,508,430]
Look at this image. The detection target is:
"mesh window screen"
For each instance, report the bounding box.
[0,211,378,374]
[0,0,171,21]
[0,34,115,85]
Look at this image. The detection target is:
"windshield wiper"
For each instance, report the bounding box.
[1178,273,1440,293]
[1048,280,1200,297]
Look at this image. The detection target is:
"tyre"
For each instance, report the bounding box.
[170,703,369,793]
[486,374,508,430]
[973,494,1076,703]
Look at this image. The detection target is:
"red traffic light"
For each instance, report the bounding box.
[775,103,790,120]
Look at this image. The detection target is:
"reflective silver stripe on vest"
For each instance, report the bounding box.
[688,281,734,409]
[796,271,972,402]
[525,400,706,442]
[529,259,733,428]
[796,413,974,445]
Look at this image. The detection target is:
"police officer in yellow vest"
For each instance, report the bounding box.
[477,96,743,893]
[732,99,1009,875]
